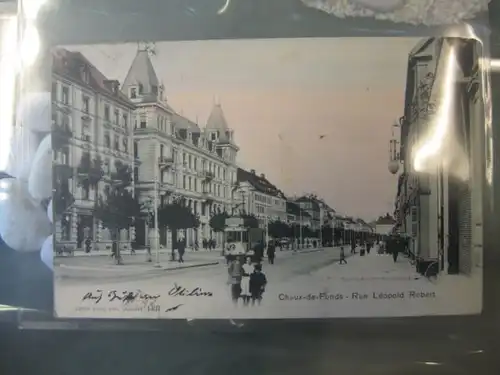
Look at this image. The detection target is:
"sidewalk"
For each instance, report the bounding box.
[55,251,221,273]
[317,251,422,282]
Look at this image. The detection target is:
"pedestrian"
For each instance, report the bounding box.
[351,241,356,254]
[85,236,92,253]
[366,241,372,255]
[228,257,243,306]
[177,238,186,263]
[250,263,267,306]
[339,246,347,264]
[267,242,276,265]
[240,257,253,306]
[391,236,400,263]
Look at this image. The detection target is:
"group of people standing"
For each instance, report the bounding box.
[227,256,268,307]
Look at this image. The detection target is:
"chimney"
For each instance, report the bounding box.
[250,169,256,174]
[260,173,265,179]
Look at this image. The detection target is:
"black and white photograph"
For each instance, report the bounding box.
[50,36,484,319]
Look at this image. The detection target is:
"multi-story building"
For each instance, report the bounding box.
[51,48,136,251]
[122,46,239,248]
[236,168,287,224]
[285,201,311,227]
[374,214,396,236]
[294,195,322,231]
[394,37,484,275]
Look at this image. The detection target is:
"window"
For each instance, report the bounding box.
[82,66,90,83]
[140,118,147,128]
[82,184,90,200]
[183,176,187,189]
[123,114,128,127]
[51,82,57,101]
[134,142,138,159]
[188,155,192,169]
[82,96,89,113]
[130,88,137,99]
[62,86,69,104]
[183,153,186,165]
[114,136,119,151]
[138,84,143,94]
[160,145,164,158]
[152,85,158,95]
[122,138,128,152]
[188,177,192,190]
[104,105,110,121]
[134,167,139,182]
[62,114,70,130]
[104,133,110,148]
[194,201,198,215]
[211,133,217,141]
[114,110,119,124]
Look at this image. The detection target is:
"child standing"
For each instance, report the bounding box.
[249,263,267,306]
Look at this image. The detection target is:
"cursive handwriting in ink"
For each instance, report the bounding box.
[165,304,184,313]
[168,283,213,297]
[82,290,103,304]
[108,290,161,304]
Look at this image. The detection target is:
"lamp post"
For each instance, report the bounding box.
[299,208,303,249]
[388,119,403,175]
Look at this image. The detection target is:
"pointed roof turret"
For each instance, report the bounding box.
[122,44,161,103]
[206,101,234,144]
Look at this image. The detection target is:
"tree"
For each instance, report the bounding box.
[93,161,141,264]
[268,220,290,239]
[209,211,230,252]
[77,152,104,201]
[240,213,259,229]
[52,164,75,218]
[321,224,333,246]
[157,198,200,260]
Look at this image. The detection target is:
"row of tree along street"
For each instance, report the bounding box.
[52,150,380,264]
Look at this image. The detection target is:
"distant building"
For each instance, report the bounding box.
[374,214,396,235]
[286,201,311,227]
[294,195,322,231]
[236,168,287,223]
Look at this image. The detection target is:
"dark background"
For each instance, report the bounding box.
[1,1,500,374]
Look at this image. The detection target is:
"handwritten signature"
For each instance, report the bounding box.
[164,304,184,313]
[168,283,213,297]
[82,289,161,304]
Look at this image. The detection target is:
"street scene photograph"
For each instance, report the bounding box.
[51,37,483,319]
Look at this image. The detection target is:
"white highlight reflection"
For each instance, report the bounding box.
[413,46,457,172]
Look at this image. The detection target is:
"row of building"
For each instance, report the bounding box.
[388,37,484,276]
[51,45,378,251]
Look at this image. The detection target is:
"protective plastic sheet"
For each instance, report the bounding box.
[0,0,494,335]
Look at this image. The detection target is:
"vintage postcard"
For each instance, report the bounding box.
[51,37,484,319]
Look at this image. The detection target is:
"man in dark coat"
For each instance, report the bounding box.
[177,238,186,263]
[267,241,276,265]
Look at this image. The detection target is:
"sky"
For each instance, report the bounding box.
[65,37,419,221]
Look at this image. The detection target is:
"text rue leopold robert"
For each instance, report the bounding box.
[278,291,437,301]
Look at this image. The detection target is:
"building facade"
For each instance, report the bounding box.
[294,195,322,231]
[123,46,239,248]
[52,48,136,251]
[374,214,396,236]
[395,37,484,275]
[236,168,287,228]
[286,201,312,227]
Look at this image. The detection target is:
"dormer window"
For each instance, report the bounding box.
[130,88,137,99]
[211,133,217,141]
[82,67,90,83]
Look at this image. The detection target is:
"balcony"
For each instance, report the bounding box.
[158,156,174,168]
[198,170,215,182]
[201,190,214,202]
